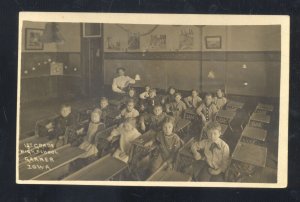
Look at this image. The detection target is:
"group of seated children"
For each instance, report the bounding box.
[46,86,228,181]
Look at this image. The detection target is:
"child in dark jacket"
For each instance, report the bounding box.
[150,117,184,172]
[49,104,76,148]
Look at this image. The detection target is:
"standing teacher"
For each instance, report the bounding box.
[112,67,140,98]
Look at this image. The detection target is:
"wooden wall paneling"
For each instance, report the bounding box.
[201,61,226,93]
[226,61,269,97]
[165,60,201,91]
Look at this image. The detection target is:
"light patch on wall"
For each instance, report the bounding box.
[208,70,215,79]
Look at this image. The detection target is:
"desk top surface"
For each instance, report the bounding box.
[216,110,237,119]
[242,126,268,141]
[256,103,274,111]
[250,113,271,123]
[133,130,157,147]
[226,101,245,108]
[148,170,192,181]
[64,155,128,181]
[175,118,191,131]
[232,142,267,167]
[19,145,85,180]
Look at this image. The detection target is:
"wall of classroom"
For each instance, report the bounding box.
[103,24,281,97]
[20,22,83,103]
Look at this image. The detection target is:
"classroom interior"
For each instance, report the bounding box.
[19,22,281,183]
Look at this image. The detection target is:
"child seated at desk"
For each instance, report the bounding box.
[166,93,187,118]
[139,85,151,100]
[122,88,139,108]
[150,117,184,172]
[99,97,113,125]
[191,121,230,182]
[214,89,227,111]
[78,108,105,158]
[145,88,161,113]
[47,104,76,148]
[196,93,218,125]
[140,105,170,132]
[184,89,202,109]
[161,86,176,107]
[116,99,140,120]
[107,118,141,163]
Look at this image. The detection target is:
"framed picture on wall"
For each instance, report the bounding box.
[25,28,44,50]
[205,36,222,49]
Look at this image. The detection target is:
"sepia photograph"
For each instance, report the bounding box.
[16,13,289,188]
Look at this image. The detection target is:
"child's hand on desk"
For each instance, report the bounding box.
[115,115,121,119]
[46,122,54,132]
[76,128,84,135]
[144,140,153,148]
[107,136,113,142]
[193,152,202,161]
[119,151,127,158]
[208,167,222,175]
[140,122,146,131]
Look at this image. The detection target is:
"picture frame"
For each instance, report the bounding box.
[25,28,44,50]
[205,36,222,49]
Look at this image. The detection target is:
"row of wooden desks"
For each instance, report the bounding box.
[147,162,192,182]
[64,154,128,181]
[226,101,245,111]
[19,144,85,180]
[226,103,274,182]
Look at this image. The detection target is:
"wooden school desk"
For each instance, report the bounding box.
[231,141,268,168]
[130,130,157,163]
[255,103,274,115]
[183,108,199,121]
[147,162,192,181]
[215,109,236,128]
[19,144,85,180]
[226,101,244,111]
[95,125,119,157]
[129,130,158,179]
[63,154,128,181]
[249,112,271,130]
[241,126,267,145]
[175,137,195,173]
[175,118,191,140]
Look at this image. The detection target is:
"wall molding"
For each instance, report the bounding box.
[104,51,280,61]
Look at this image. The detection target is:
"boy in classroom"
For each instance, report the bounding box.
[190,121,230,181]
[139,105,170,132]
[139,85,151,100]
[184,89,202,109]
[149,117,184,172]
[121,87,139,109]
[213,89,227,111]
[196,93,218,126]
[107,118,141,163]
[99,97,113,125]
[47,104,76,148]
[166,92,187,118]
[145,88,161,113]
[116,99,139,120]
[78,108,105,158]
[161,86,176,107]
